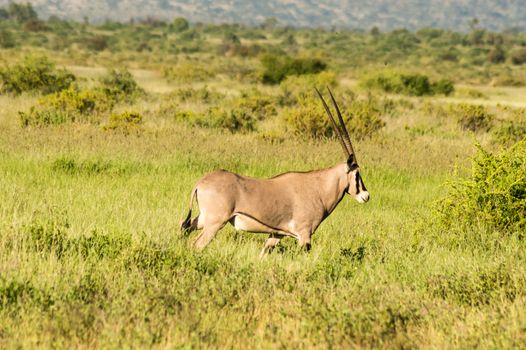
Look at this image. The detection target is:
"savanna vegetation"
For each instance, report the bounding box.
[1,3,526,349]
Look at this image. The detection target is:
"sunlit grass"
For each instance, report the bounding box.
[1,71,525,349]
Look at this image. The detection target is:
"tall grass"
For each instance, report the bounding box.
[1,70,526,349]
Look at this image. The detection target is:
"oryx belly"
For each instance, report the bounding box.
[232,213,286,234]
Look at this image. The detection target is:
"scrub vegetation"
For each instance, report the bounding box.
[1,3,526,349]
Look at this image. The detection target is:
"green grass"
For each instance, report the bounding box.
[1,67,526,349]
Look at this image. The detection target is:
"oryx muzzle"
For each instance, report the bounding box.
[180,87,369,256]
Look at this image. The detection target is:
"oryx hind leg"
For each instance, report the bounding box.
[259,234,283,258]
[193,221,226,251]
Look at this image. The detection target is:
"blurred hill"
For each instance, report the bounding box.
[1,0,525,32]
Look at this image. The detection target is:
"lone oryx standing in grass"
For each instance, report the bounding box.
[180,88,369,256]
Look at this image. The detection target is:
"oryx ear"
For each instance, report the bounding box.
[346,154,358,172]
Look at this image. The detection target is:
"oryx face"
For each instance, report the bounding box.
[347,163,369,203]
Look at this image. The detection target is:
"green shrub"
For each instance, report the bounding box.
[170,86,224,104]
[19,87,112,127]
[431,79,455,96]
[51,156,132,176]
[427,264,521,306]
[492,120,526,146]
[450,103,493,132]
[163,63,215,83]
[203,107,257,132]
[0,28,16,48]
[172,17,189,32]
[282,95,384,139]
[434,141,526,232]
[0,55,75,95]
[234,89,277,120]
[103,111,143,134]
[174,107,257,133]
[86,35,109,51]
[510,48,526,65]
[282,97,330,138]
[279,71,337,106]
[99,68,144,103]
[259,53,327,84]
[361,70,454,96]
[487,45,506,64]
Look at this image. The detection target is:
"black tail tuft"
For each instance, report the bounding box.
[180,209,192,234]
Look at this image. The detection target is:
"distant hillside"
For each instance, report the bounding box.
[1,0,525,32]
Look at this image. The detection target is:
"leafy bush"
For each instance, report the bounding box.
[427,264,520,306]
[431,79,455,95]
[510,48,526,65]
[103,111,143,134]
[174,107,257,133]
[202,108,257,132]
[282,97,330,138]
[282,95,384,139]
[491,108,526,145]
[163,63,215,83]
[51,156,135,176]
[450,103,493,132]
[99,68,144,103]
[0,55,75,95]
[259,53,327,84]
[279,71,337,106]
[361,70,454,96]
[492,120,526,146]
[234,89,277,120]
[0,28,16,48]
[487,45,506,63]
[434,141,526,232]
[86,35,109,51]
[170,86,224,104]
[171,17,189,32]
[19,87,112,127]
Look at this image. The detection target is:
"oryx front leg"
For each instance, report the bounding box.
[259,234,283,258]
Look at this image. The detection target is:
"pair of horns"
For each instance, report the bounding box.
[315,87,355,159]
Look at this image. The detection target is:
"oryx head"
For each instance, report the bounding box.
[315,87,370,203]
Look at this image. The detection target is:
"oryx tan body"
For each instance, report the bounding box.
[181,88,370,256]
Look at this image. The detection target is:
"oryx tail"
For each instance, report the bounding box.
[180,187,198,233]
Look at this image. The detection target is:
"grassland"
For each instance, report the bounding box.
[1,9,526,348]
[1,67,525,348]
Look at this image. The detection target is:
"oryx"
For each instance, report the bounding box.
[180,88,369,256]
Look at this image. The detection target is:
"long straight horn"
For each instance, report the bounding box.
[315,87,350,157]
[327,87,355,157]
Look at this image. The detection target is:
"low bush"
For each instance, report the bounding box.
[361,70,454,96]
[51,156,132,176]
[491,109,526,146]
[259,53,327,84]
[234,89,277,120]
[99,68,144,103]
[103,111,143,134]
[174,107,257,133]
[450,103,493,132]
[19,87,112,127]
[0,55,75,95]
[434,140,526,232]
[282,95,384,139]
[0,28,16,48]
[163,62,215,83]
[170,86,224,104]
[510,48,526,65]
[427,264,521,306]
[279,71,338,106]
